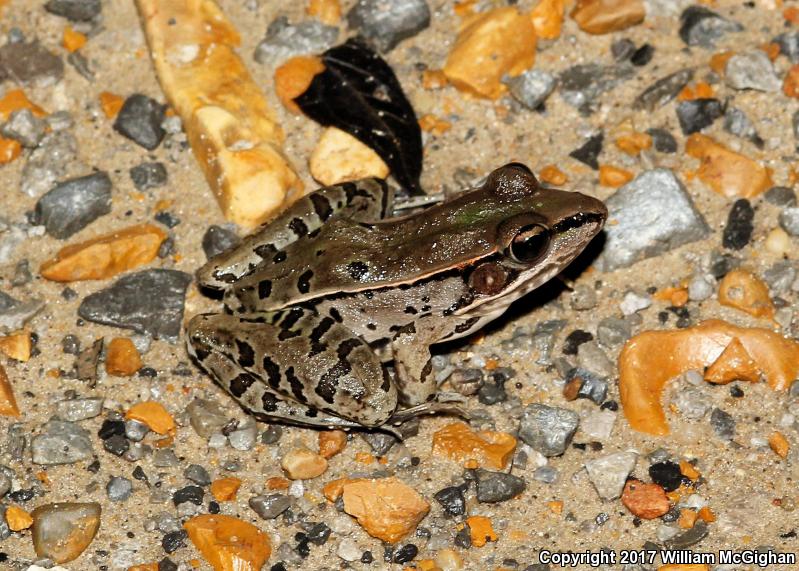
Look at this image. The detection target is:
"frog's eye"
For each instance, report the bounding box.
[508,224,550,264]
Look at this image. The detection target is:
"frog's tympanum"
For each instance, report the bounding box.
[188,163,607,431]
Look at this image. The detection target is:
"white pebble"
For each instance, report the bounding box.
[619,291,651,315]
[337,537,362,562]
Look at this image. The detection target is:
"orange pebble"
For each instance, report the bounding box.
[769,431,790,458]
[785,6,799,25]
[106,338,143,376]
[531,0,564,39]
[784,65,799,98]
[678,508,698,529]
[615,132,652,155]
[466,515,498,547]
[0,89,46,121]
[418,114,452,135]
[6,505,33,531]
[125,401,176,435]
[679,460,701,480]
[318,430,347,459]
[709,51,734,75]
[210,477,242,502]
[306,0,341,25]
[0,137,21,164]
[697,506,716,522]
[266,477,290,490]
[63,26,87,52]
[599,165,634,187]
[422,69,449,90]
[538,164,568,185]
[547,500,563,514]
[99,92,124,119]
[274,56,325,114]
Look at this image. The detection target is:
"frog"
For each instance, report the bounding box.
[187,163,607,432]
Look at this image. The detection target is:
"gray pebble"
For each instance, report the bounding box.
[347,0,430,52]
[46,110,74,131]
[254,17,338,65]
[679,6,742,47]
[790,380,799,398]
[533,466,559,484]
[21,130,77,198]
[11,259,32,286]
[532,319,567,365]
[449,368,484,396]
[33,172,112,239]
[474,468,526,503]
[647,127,678,153]
[764,186,796,207]
[596,317,632,348]
[584,451,637,500]
[504,69,556,110]
[124,419,150,442]
[249,493,292,519]
[774,32,799,64]
[78,269,192,340]
[576,343,614,380]
[130,162,168,191]
[518,403,579,457]
[113,94,166,150]
[672,386,710,419]
[635,68,693,111]
[724,51,780,92]
[107,476,133,502]
[710,407,735,440]
[676,98,723,135]
[566,367,609,404]
[260,424,283,445]
[595,169,709,271]
[2,109,46,148]
[723,107,761,146]
[559,64,633,112]
[186,398,230,439]
[360,432,398,456]
[687,275,714,301]
[184,464,211,486]
[779,207,799,237]
[45,0,101,21]
[31,420,93,465]
[152,449,180,468]
[570,284,597,311]
[764,262,796,295]
[0,467,12,499]
[0,40,64,86]
[202,225,241,260]
[0,291,44,333]
[56,397,104,421]
[228,423,258,451]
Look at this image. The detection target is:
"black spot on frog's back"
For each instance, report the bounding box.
[261,391,279,412]
[258,279,272,299]
[229,372,257,398]
[289,217,309,237]
[347,261,369,281]
[262,355,282,390]
[310,193,334,221]
[235,339,255,368]
[297,270,313,294]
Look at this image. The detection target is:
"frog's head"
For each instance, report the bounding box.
[457,163,607,317]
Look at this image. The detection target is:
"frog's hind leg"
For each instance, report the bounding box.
[196,178,394,293]
[187,309,398,429]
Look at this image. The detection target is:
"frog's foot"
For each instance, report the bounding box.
[386,401,471,425]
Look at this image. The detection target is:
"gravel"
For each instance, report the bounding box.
[433,485,466,516]
[184,464,211,486]
[31,420,94,465]
[518,404,579,457]
[723,107,762,147]
[646,127,678,153]
[710,407,736,440]
[764,186,796,207]
[595,169,710,271]
[584,451,638,500]
[172,485,204,506]
[504,69,556,110]
[32,172,112,239]
[78,269,192,340]
[187,398,230,439]
[473,468,526,503]
[347,0,430,53]
[113,94,167,150]
[559,64,633,112]
[724,51,781,92]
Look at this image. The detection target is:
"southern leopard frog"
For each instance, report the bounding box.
[187,163,607,431]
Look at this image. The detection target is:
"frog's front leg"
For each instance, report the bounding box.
[187,309,398,428]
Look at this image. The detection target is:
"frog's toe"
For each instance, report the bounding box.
[387,402,470,424]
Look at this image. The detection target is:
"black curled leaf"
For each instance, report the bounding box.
[294,38,423,194]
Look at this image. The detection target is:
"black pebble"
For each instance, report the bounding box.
[730,385,744,398]
[172,485,204,506]
[433,485,466,516]
[630,44,654,66]
[568,133,603,170]
[33,172,112,239]
[161,530,187,553]
[393,544,418,564]
[98,419,125,440]
[103,434,129,457]
[676,98,723,135]
[155,211,180,228]
[454,525,472,548]
[306,522,331,545]
[8,488,34,502]
[61,334,80,355]
[562,329,593,355]
[646,128,677,153]
[132,466,148,482]
[44,0,101,21]
[764,186,797,207]
[202,225,241,259]
[360,551,373,564]
[113,94,166,150]
[208,501,220,514]
[722,199,754,250]
[158,557,178,571]
[648,461,684,492]
[611,38,636,61]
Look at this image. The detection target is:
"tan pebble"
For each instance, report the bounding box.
[318,430,347,459]
[281,448,328,479]
[765,227,791,256]
[105,338,143,376]
[686,134,773,198]
[570,0,645,34]
[6,505,33,531]
[342,477,430,543]
[769,431,790,458]
[431,421,517,469]
[32,502,101,564]
[718,269,775,320]
[704,337,761,384]
[621,479,670,519]
[184,514,271,571]
[39,224,167,282]
[309,127,389,186]
[443,7,536,99]
[0,363,20,417]
[435,548,464,570]
[0,331,32,361]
